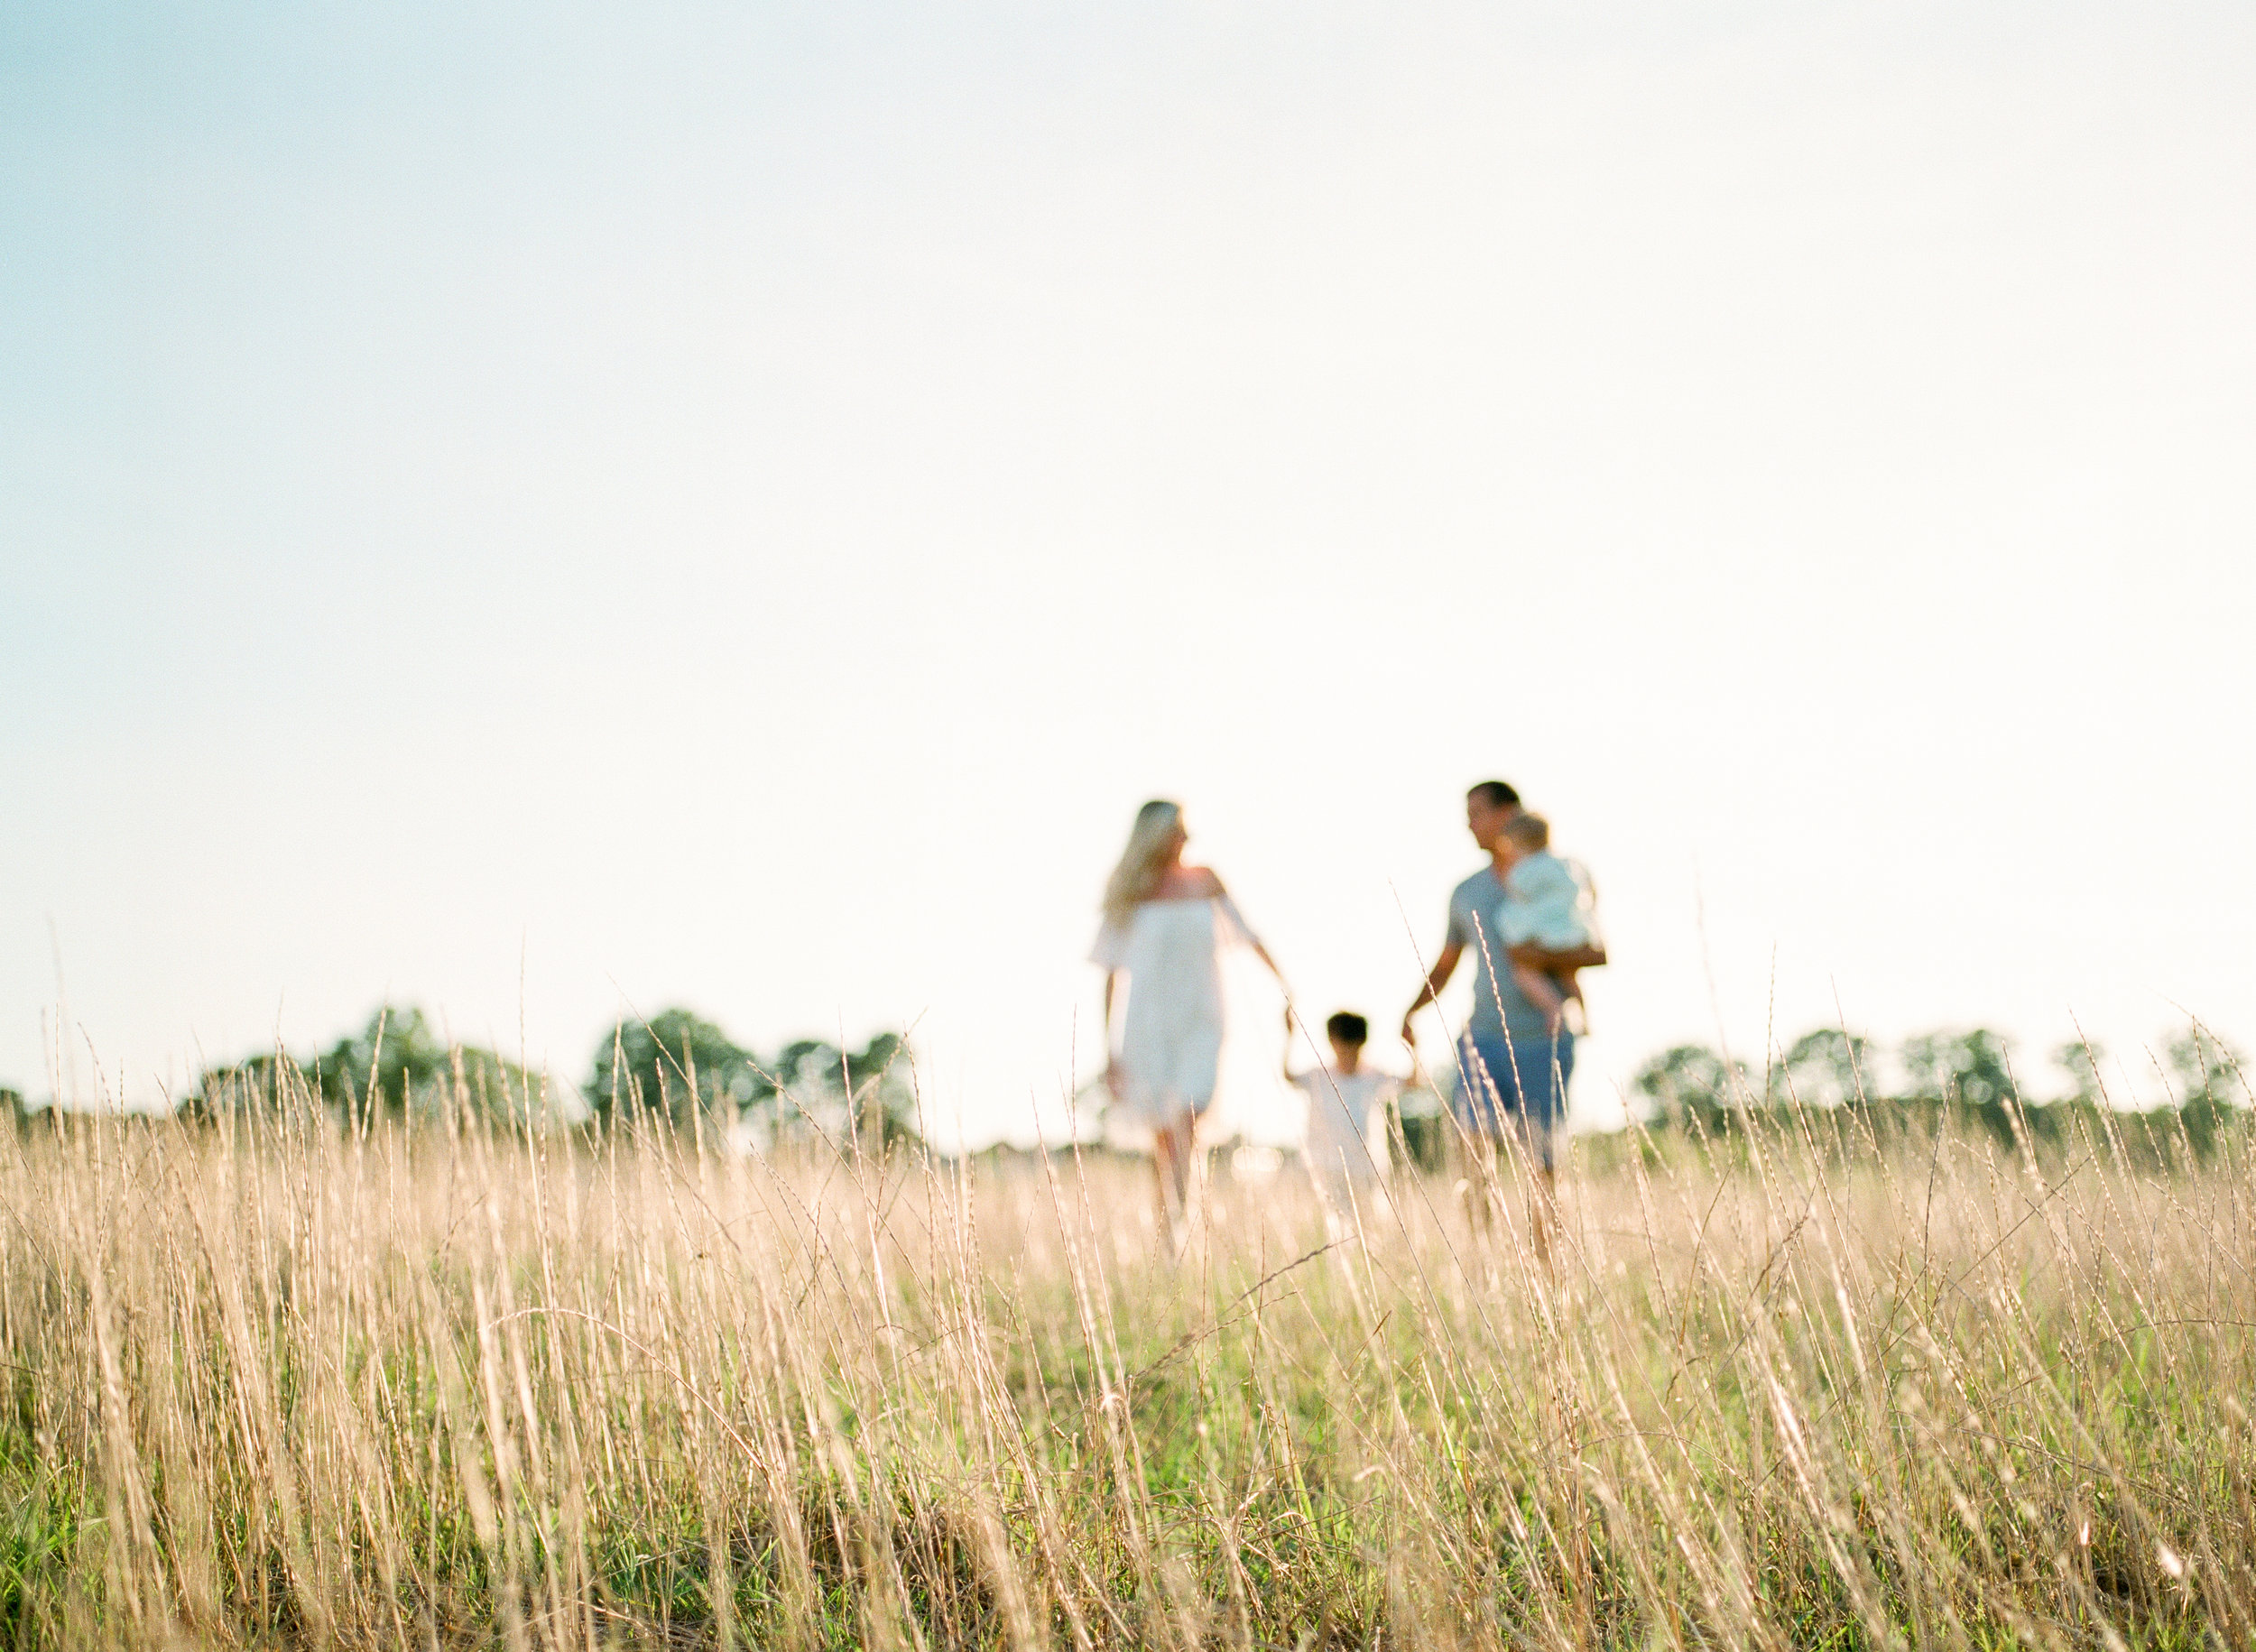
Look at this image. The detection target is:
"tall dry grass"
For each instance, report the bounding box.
[2,1074,2252,1648]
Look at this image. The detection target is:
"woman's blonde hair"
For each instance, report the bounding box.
[1102,799,1184,927]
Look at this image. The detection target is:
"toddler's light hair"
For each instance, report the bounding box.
[1503,812,1549,851]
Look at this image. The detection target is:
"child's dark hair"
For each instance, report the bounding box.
[1325,1011,1369,1046]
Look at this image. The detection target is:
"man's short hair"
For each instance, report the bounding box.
[1503,812,1549,850]
[1466,780,1521,811]
[1325,1011,1370,1046]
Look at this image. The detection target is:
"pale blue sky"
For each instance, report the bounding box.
[5,1,2252,1140]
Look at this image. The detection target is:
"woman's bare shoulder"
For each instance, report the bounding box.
[1149,865,1225,900]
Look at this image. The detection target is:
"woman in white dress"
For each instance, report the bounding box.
[1092,799,1288,1223]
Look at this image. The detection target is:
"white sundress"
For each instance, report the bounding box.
[1090,895,1258,1127]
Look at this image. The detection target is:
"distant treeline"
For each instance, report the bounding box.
[3,1017,2244,1169]
[1630,1023,2248,1164]
[155,1004,920,1148]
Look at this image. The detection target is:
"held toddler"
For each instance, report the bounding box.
[1491,814,1598,1033]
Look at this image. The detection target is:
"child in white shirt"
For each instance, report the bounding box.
[1492,813,1599,1033]
[1284,1010,1399,1205]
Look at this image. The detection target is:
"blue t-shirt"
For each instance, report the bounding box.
[1446,866,1555,1039]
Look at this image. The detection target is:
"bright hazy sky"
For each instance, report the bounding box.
[5,1,2252,1146]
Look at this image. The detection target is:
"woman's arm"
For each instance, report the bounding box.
[1248,933,1287,983]
[1281,1005,1303,1083]
[1207,872,1288,984]
[1100,970,1121,1096]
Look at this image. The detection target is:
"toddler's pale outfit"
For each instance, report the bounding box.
[1494,850,1598,952]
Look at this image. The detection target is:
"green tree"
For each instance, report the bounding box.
[184,1050,309,1121]
[2165,1027,2247,1161]
[2053,1039,2109,1106]
[1778,1029,1873,1107]
[587,1008,772,1127]
[769,1032,920,1149]
[2167,1026,2247,1111]
[1633,1044,1746,1121]
[308,1006,450,1122]
[586,1012,920,1149]
[1900,1029,2017,1108]
[189,1007,550,1129]
[310,1007,550,1127]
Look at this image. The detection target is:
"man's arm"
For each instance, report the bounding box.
[1400,938,1465,1047]
[1506,941,1607,972]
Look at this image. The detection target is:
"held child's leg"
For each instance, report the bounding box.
[1511,961,1565,1029]
[1555,965,1588,1035]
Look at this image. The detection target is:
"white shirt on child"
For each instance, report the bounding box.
[1292,1066,1397,1189]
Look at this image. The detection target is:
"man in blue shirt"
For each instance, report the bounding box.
[1401,780,1606,1246]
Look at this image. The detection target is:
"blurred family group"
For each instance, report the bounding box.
[1092,781,1605,1241]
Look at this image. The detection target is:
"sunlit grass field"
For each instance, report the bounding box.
[3,1084,2251,1648]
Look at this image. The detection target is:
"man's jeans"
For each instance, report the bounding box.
[1451,1028,1573,1168]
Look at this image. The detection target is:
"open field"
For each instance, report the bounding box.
[3,1094,2252,1648]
